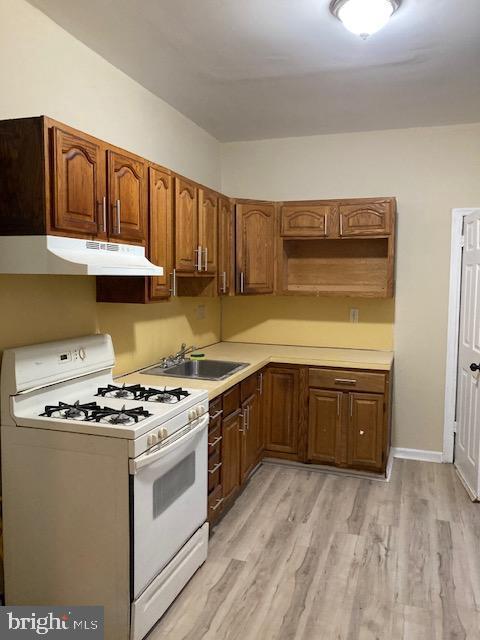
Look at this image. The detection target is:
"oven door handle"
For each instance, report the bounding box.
[129,414,209,475]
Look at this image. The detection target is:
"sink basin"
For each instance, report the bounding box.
[142,359,249,381]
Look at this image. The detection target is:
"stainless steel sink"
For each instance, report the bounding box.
[142,359,249,381]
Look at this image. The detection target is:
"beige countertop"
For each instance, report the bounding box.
[118,342,394,400]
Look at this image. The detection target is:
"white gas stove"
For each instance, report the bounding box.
[1,334,210,640]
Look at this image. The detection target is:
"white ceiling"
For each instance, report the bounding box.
[27,0,480,141]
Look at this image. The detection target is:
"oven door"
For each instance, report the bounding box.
[130,413,208,599]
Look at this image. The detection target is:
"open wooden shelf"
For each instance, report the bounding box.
[279,238,392,297]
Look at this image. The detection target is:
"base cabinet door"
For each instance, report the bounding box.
[222,409,242,503]
[307,390,342,465]
[264,366,300,459]
[347,393,384,471]
[240,388,263,483]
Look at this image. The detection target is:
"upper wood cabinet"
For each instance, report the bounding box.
[218,196,235,295]
[174,177,198,273]
[108,150,147,244]
[263,365,301,459]
[339,200,392,237]
[174,179,218,275]
[280,204,337,238]
[52,127,106,238]
[198,188,218,274]
[236,202,275,294]
[149,166,173,300]
[0,116,147,246]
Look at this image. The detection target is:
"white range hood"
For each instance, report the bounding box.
[0,236,163,276]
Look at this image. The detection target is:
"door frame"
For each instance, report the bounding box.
[444,208,480,463]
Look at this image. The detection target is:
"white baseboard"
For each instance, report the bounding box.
[391,447,443,464]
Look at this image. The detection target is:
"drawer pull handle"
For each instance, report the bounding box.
[208,462,222,475]
[209,410,223,421]
[208,435,222,447]
[210,497,224,512]
[335,378,357,385]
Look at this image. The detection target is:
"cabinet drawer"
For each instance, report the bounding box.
[208,419,222,455]
[208,484,224,521]
[208,448,222,493]
[309,368,386,393]
[223,384,240,417]
[241,374,257,401]
[209,397,222,420]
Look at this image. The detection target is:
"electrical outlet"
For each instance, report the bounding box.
[196,304,206,320]
[350,308,359,323]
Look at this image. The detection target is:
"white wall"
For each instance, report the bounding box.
[0,0,221,188]
[221,124,480,452]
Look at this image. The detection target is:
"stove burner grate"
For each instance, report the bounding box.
[40,401,101,421]
[89,404,152,425]
[95,383,145,400]
[141,387,190,404]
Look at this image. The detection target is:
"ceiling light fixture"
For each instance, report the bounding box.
[330,0,401,39]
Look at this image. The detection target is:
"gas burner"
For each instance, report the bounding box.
[96,383,145,400]
[89,405,152,426]
[141,387,190,404]
[40,401,101,421]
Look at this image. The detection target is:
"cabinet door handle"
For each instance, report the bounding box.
[208,435,222,448]
[210,497,224,512]
[350,394,353,417]
[204,247,208,271]
[246,405,250,431]
[337,393,341,417]
[239,413,246,433]
[98,196,107,232]
[257,373,263,395]
[169,269,177,297]
[222,271,227,294]
[209,410,223,421]
[359,430,365,436]
[240,271,245,293]
[208,462,222,475]
[324,213,328,237]
[340,214,344,236]
[335,378,357,385]
[113,199,121,235]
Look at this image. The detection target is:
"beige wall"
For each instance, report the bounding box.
[0,0,221,375]
[221,124,480,451]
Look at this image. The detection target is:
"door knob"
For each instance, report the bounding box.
[470,363,480,372]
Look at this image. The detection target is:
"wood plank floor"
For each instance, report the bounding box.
[149,460,480,640]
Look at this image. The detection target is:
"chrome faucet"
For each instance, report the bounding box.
[159,343,198,369]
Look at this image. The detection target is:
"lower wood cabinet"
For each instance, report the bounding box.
[263,365,303,460]
[307,389,342,466]
[208,363,391,528]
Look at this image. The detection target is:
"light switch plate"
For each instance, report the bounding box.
[196,304,206,320]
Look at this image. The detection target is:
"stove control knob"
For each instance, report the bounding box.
[197,405,206,417]
[158,428,168,440]
[188,410,196,422]
[147,434,158,447]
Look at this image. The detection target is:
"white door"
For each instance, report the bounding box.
[455,210,480,499]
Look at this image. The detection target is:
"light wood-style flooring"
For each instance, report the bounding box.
[149,460,480,639]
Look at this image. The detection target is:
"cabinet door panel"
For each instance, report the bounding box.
[222,409,242,502]
[264,367,300,456]
[307,390,342,465]
[240,387,263,483]
[108,150,147,244]
[52,127,105,237]
[218,196,234,295]
[280,204,336,238]
[149,167,173,300]
[236,203,275,294]
[339,201,392,237]
[348,393,384,470]
[198,188,217,273]
[174,177,197,272]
